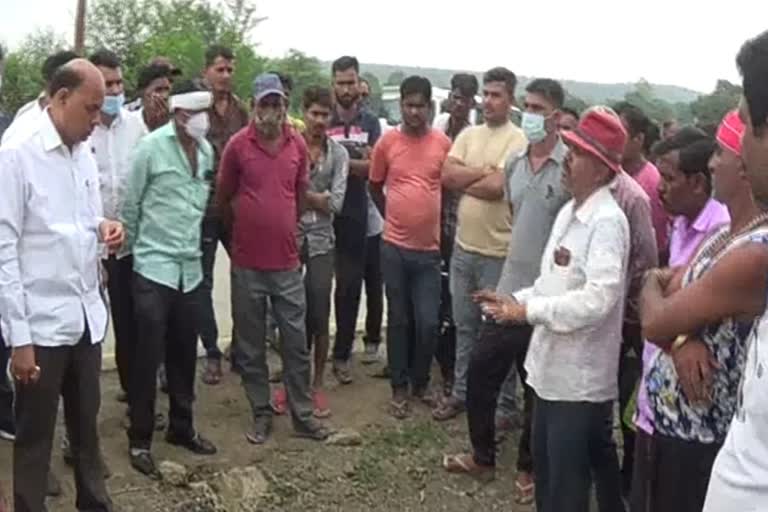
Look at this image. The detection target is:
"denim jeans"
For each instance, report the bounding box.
[450,245,517,416]
[380,242,440,393]
[533,396,625,512]
[198,216,231,360]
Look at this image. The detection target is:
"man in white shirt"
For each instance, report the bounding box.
[88,49,149,407]
[704,30,768,512]
[0,59,124,512]
[477,110,630,512]
[1,50,79,146]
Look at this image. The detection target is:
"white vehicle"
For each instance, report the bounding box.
[377,84,520,132]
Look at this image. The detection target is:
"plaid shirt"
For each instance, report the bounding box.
[439,115,471,259]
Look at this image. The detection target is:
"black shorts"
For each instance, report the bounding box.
[302,249,334,344]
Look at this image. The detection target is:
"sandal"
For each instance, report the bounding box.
[432,397,465,422]
[271,388,288,415]
[312,389,332,419]
[245,418,273,445]
[442,453,495,482]
[515,473,535,505]
[389,399,410,420]
[202,358,223,386]
[293,419,333,441]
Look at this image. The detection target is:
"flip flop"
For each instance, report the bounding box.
[442,453,495,482]
[389,399,410,420]
[515,478,535,505]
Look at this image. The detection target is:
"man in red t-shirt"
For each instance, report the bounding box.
[370,76,452,419]
[217,74,331,444]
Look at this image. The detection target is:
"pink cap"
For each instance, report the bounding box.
[716,110,745,156]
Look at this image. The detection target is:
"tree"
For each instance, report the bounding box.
[690,79,742,126]
[0,29,67,115]
[268,49,327,113]
[386,70,405,86]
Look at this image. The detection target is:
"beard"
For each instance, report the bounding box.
[255,110,285,137]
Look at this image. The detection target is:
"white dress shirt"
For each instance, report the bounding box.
[0,110,108,348]
[90,108,147,258]
[1,98,44,146]
[516,185,630,403]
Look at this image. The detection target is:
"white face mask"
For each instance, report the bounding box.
[184,111,210,140]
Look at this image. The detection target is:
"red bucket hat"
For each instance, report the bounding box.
[562,110,628,173]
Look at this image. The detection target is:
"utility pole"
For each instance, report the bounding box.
[74,0,87,53]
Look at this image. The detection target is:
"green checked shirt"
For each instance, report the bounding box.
[121,121,214,292]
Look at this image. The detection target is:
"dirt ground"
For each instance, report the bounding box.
[0,347,537,512]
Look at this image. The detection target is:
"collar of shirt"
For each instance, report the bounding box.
[523,135,568,166]
[246,122,295,155]
[40,108,88,158]
[574,185,614,225]
[675,198,729,234]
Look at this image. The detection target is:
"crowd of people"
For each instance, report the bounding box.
[1,29,768,512]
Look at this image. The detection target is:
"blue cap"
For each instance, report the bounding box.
[252,73,286,102]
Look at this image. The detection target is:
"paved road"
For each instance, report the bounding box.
[102,247,380,368]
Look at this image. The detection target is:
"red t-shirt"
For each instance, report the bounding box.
[218,123,309,270]
[369,128,451,251]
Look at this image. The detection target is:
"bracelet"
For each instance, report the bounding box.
[671,335,688,352]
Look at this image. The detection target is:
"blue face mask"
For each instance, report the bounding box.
[101,93,125,116]
[521,111,548,144]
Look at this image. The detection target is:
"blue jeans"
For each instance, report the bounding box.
[381,242,440,393]
[450,245,517,417]
[533,396,625,512]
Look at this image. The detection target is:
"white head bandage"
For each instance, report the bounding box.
[170,91,213,111]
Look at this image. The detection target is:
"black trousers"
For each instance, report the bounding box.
[103,255,136,394]
[198,216,231,360]
[533,396,625,512]
[0,327,12,433]
[434,230,456,383]
[128,274,198,450]
[619,322,643,489]
[14,327,112,512]
[467,322,532,471]
[332,215,383,361]
[630,429,722,512]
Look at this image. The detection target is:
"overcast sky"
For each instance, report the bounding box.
[1,0,766,93]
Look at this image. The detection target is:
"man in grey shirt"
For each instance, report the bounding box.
[272,86,348,419]
[443,79,569,501]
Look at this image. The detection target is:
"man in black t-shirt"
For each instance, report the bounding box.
[327,56,384,383]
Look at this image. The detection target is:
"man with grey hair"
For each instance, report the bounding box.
[0,58,122,512]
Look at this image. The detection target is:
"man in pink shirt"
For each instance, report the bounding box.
[631,126,728,511]
[369,76,452,419]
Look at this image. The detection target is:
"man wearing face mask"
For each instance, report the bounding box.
[217,73,331,445]
[121,80,218,479]
[443,80,570,505]
[88,49,149,409]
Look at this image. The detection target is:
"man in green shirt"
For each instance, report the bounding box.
[121,80,218,479]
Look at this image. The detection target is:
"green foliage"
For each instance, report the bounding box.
[0,29,67,114]
[690,79,742,127]
[266,49,327,114]
[386,70,405,86]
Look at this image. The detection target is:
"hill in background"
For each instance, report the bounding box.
[353,62,701,105]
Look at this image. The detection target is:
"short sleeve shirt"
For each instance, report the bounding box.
[369,128,451,251]
[497,138,570,295]
[450,121,527,258]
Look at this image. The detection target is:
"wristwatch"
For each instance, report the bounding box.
[671,335,688,352]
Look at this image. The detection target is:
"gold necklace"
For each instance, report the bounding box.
[697,211,768,263]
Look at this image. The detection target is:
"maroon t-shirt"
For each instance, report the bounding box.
[218,123,309,271]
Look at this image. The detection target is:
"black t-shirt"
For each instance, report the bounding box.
[327,108,382,225]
